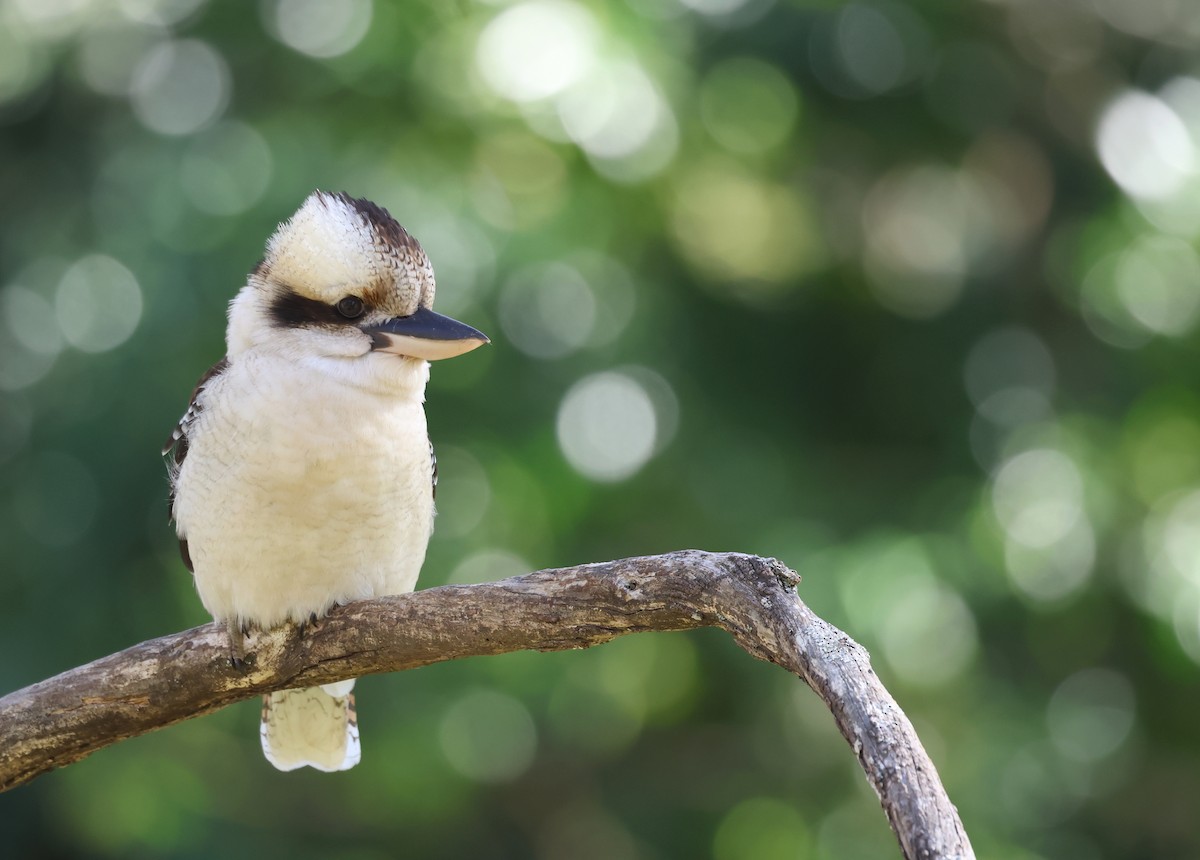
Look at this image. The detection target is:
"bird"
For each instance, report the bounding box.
[164,190,488,772]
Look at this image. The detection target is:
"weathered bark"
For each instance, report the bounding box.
[0,550,974,859]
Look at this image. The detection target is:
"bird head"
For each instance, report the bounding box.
[226,191,488,376]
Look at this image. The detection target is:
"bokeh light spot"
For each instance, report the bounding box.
[1125,406,1200,505]
[130,39,230,136]
[476,1,598,103]
[474,130,568,229]
[430,446,491,540]
[992,449,1084,549]
[1131,488,1200,617]
[1160,490,1200,583]
[714,797,811,860]
[549,680,643,757]
[810,1,928,100]
[571,252,636,348]
[678,0,754,16]
[55,255,143,353]
[1089,0,1176,40]
[0,335,55,391]
[998,745,1084,829]
[880,581,977,687]
[558,60,663,160]
[118,0,206,27]
[1113,234,1200,336]
[1096,91,1195,201]
[383,195,496,319]
[596,633,698,723]
[671,163,819,290]
[78,23,160,97]
[836,3,907,95]
[1005,520,1095,603]
[818,800,901,858]
[1079,251,1156,349]
[266,0,373,59]
[499,261,596,359]
[439,689,537,783]
[557,371,658,482]
[862,165,996,318]
[0,26,45,107]
[1171,595,1200,665]
[3,285,62,357]
[837,535,936,631]
[446,548,529,585]
[964,326,1056,429]
[555,59,680,183]
[1046,669,1135,763]
[7,0,92,41]
[180,121,273,216]
[699,56,799,155]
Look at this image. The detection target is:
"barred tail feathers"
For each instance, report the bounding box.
[260,680,360,772]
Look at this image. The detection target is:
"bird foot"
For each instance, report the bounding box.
[227,620,254,671]
[295,612,320,639]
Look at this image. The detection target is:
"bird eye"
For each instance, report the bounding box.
[336,296,365,319]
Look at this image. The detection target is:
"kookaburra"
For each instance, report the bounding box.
[164,191,487,772]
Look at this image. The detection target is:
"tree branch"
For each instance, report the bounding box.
[0,551,974,859]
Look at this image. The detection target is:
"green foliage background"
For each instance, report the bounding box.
[2,0,1199,857]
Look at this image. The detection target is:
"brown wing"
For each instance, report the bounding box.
[164,358,230,572]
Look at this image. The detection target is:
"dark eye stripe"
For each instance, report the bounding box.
[267,287,366,330]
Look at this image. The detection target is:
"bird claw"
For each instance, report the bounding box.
[227,621,253,671]
[294,612,320,638]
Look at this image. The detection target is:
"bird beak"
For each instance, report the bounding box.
[362,307,489,360]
